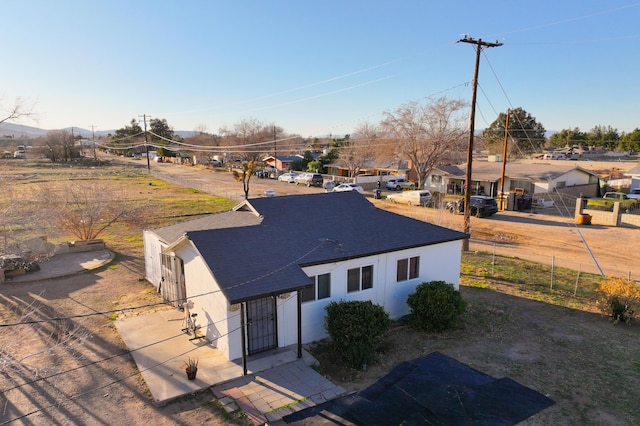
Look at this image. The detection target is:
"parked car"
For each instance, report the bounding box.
[386,177,416,191]
[277,172,297,183]
[294,173,323,187]
[332,183,364,194]
[446,196,498,217]
[387,190,433,206]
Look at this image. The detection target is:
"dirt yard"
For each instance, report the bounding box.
[1,158,639,425]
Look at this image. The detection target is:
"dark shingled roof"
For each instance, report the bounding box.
[185,192,467,304]
[149,210,262,244]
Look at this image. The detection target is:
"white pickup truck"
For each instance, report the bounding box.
[628,188,640,200]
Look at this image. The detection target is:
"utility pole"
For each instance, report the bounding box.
[89,125,97,162]
[458,36,502,251]
[500,110,509,210]
[139,114,151,173]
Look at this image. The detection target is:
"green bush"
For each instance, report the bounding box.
[324,300,391,369]
[596,277,640,324]
[407,281,466,332]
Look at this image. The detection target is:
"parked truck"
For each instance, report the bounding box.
[586,192,639,210]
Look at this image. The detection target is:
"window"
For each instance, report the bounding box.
[431,175,442,184]
[397,256,420,282]
[347,265,373,293]
[301,273,331,302]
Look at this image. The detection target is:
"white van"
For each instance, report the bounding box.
[387,190,433,206]
[543,153,566,160]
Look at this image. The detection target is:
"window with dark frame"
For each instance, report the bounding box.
[317,273,331,299]
[301,273,331,303]
[347,268,360,293]
[397,258,408,282]
[409,256,419,279]
[397,256,420,282]
[347,265,373,292]
[362,265,373,290]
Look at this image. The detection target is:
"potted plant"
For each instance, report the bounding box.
[184,357,198,380]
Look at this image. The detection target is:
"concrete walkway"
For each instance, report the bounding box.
[115,310,345,425]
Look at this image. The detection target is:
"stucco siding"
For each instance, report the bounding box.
[286,240,463,346]
[175,243,241,361]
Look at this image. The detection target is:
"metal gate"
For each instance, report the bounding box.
[246,297,277,355]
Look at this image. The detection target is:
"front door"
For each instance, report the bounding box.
[246,297,277,355]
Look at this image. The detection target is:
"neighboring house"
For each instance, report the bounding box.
[143,192,467,368]
[426,161,601,198]
[263,155,300,171]
[325,158,410,179]
[623,164,640,191]
[263,153,322,171]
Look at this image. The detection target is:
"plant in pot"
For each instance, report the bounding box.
[184,357,199,380]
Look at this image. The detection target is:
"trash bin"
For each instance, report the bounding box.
[374,189,382,199]
[576,213,592,225]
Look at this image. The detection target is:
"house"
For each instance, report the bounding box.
[263,153,322,171]
[425,160,601,198]
[143,192,467,370]
[623,164,640,191]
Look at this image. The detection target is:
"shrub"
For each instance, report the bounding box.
[596,277,640,324]
[324,300,391,369]
[407,281,466,332]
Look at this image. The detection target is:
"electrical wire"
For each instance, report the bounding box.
[0,238,333,328]
[0,321,245,425]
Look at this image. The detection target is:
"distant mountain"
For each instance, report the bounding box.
[0,123,194,139]
[0,122,48,138]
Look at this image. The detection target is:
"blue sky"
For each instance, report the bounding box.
[4,1,640,137]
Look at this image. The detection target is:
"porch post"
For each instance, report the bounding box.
[297,289,302,358]
[240,302,247,375]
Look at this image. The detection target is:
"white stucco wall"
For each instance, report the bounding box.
[173,243,243,361]
[173,238,463,362]
[280,239,463,347]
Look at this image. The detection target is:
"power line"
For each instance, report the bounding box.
[0,239,332,328]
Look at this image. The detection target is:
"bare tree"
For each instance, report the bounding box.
[0,97,36,125]
[381,97,467,188]
[37,182,147,241]
[220,118,281,162]
[42,130,80,162]
[337,123,378,177]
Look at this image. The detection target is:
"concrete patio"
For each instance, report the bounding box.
[115,309,345,425]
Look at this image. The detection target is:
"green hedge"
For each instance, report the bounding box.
[324,300,391,369]
[407,281,466,332]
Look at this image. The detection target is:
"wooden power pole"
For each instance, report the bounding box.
[458,37,502,251]
[500,110,510,210]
